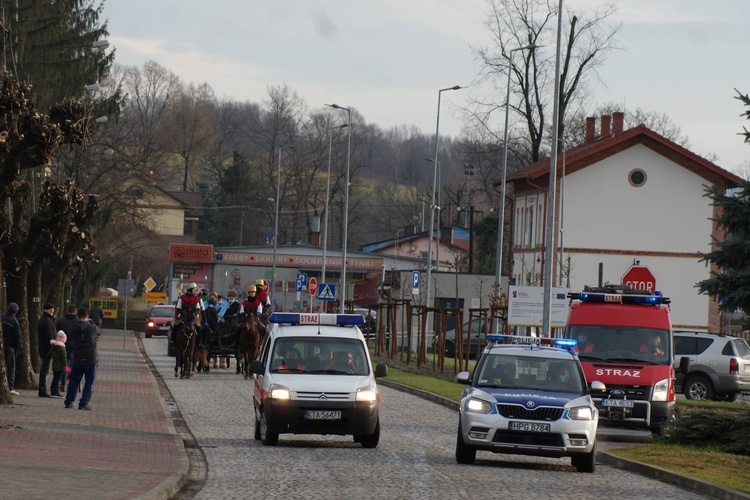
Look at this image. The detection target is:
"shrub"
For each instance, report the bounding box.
[663,406,750,456]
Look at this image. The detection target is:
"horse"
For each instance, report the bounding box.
[173,310,200,379]
[237,313,263,380]
[195,308,218,373]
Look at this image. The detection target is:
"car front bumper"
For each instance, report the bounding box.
[262,399,379,436]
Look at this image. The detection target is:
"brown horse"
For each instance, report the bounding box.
[195,308,218,373]
[237,313,262,380]
[174,310,200,379]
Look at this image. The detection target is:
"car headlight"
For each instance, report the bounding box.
[567,406,594,420]
[466,398,492,414]
[147,321,155,327]
[268,384,290,400]
[652,378,669,402]
[356,386,378,402]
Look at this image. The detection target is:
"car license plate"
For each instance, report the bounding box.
[304,410,341,420]
[158,325,169,330]
[509,421,551,432]
[602,399,634,408]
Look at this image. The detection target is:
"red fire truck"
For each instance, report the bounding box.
[563,285,677,436]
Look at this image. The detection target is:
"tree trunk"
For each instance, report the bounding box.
[7,268,37,390]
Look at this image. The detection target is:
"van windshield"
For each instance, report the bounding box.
[565,325,671,365]
[270,337,369,375]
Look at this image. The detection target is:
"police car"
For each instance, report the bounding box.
[250,313,388,447]
[455,335,604,472]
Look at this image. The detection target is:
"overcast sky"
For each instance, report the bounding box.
[103,0,750,173]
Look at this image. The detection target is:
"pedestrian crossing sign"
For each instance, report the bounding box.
[318,283,336,301]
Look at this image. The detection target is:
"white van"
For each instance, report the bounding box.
[250,313,388,447]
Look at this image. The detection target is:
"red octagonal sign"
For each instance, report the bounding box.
[308,277,318,296]
[621,265,656,293]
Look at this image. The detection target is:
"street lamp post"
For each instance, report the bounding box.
[494,43,537,332]
[326,103,352,313]
[272,145,293,309]
[322,123,349,287]
[425,85,462,312]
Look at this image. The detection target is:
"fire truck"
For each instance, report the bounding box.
[563,285,677,435]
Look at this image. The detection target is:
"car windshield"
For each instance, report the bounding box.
[149,307,174,318]
[565,325,671,365]
[476,353,584,394]
[270,337,369,376]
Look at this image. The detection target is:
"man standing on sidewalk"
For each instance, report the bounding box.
[37,303,56,397]
[2,302,21,395]
[64,307,101,410]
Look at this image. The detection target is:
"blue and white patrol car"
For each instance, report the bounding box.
[455,335,604,472]
[250,313,388,448]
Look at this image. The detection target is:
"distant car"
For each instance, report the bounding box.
[351,307,378,339]
[673,330,750,402]
[455,335,602,472]
[440,318,488,358]
[145,304,175,338]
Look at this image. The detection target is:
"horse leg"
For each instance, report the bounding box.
[174,353,180,377]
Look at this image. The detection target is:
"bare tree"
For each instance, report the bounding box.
[472,0,621,163]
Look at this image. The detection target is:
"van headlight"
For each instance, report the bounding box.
[466,398,492,414]
[567,406,594,420]
[652,378,669,402]
[269,384,290,400]
[356,386,378,402]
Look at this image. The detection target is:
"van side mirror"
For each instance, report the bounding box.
[678,356,690,375]
[374,363,388,378]
[250,360,265,375]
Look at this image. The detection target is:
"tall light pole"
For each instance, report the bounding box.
[326,103,352,313]
[322,122,348,289]
[272,145,293,309]
[494,43,537,332]
[425,85,462,313]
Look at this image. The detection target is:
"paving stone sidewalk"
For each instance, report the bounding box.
[0,329,186,500]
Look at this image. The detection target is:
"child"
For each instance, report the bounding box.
[50,330,70,399]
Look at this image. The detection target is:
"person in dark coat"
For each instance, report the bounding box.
[89,302,104,328]
[37,303,57,397]
[2,302,21,395]
[55,305,77,392]
[64,307,102,410]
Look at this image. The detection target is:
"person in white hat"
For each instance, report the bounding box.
[172,283,204,342]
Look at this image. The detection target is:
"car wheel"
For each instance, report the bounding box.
[254,410,261,441]
[575,446,596,473]
[145,332,152,339]
[357,420,380,449]
[713,392,738,403]
[651,405,681,437]
[259,409,278,446]
[455,423,476,465]
[445,341,456,359]
[684,375,714,400]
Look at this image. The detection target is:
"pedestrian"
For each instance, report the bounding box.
[37,303,56,398]
[55,304,77,393]
[64,307,102,410]
[49,331,69,398]
[89,302,104,328]
[2,302,21,395]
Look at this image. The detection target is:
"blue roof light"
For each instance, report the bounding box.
[553,339,578,351]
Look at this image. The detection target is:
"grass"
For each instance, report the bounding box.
[609,444,750,494]
[376,361,749,494]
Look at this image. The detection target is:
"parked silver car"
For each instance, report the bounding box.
[673,330,750,402]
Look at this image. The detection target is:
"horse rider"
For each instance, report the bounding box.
[202,291,221,350]
[254,279,271,314]
[240,285,263,316]
[172,283,205,343]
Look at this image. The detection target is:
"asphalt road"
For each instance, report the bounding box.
[142,336,708,499]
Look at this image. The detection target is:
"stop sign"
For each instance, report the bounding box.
[621,266,656,293]
[308,277,318,296]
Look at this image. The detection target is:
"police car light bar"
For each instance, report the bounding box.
[269,313,365,326]
[487,334,541,345]
[552,339,578,350]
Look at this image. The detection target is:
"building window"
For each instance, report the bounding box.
[628,168,647,187]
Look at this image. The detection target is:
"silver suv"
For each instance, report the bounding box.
[673,331,750,402]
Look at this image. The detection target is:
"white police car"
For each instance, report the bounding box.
[455,335,604,472]
[250,313,388,447]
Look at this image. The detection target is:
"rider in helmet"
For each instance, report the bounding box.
[172,283,205,342]
[240,285,263,316]
[254,279,271,314]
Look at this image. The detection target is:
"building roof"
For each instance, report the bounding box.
[503,123,743,190]
[166,190,205,217]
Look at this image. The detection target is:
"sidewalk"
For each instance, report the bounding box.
[0,329,187,500]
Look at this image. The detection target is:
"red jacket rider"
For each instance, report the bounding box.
[240,285,262,315]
